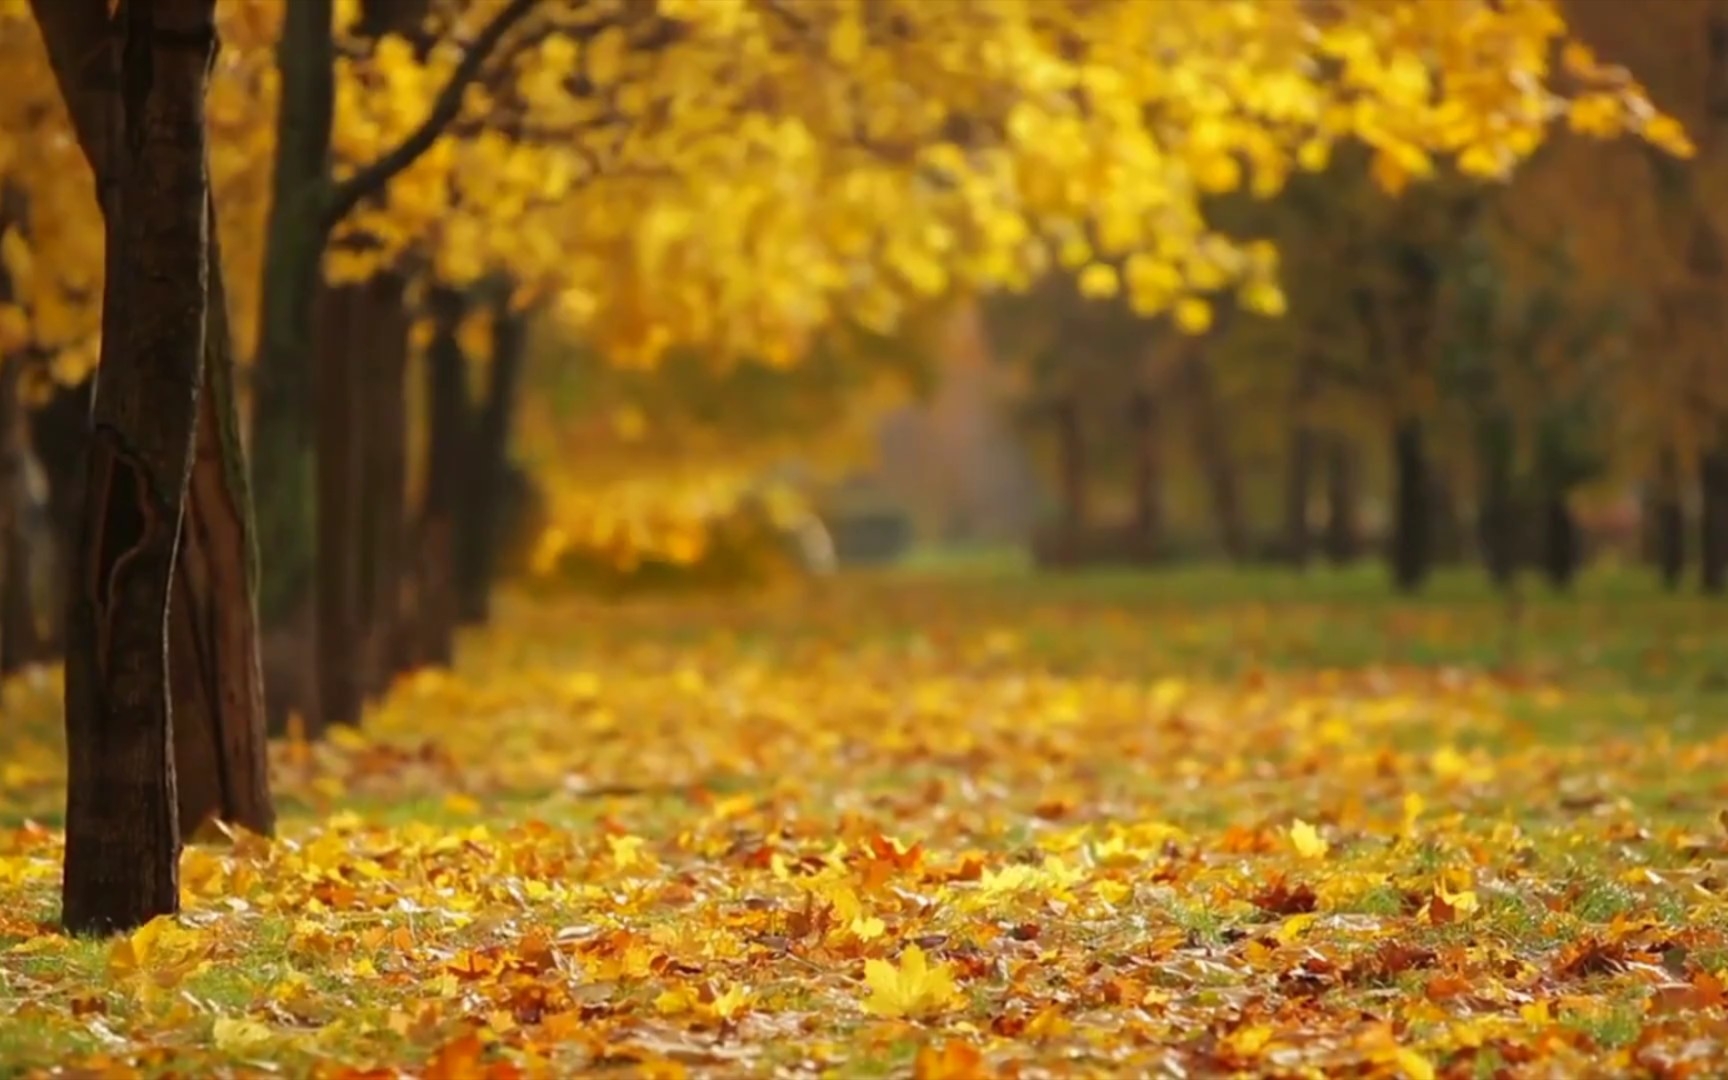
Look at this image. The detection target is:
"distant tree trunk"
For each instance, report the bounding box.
[250,0,334,638]
[0,360,39,676]
[1701,441,1728,595]
[314,283,364,729]
[1649,444,1685,591]
[1322,437,1361,565]
[1282,358,1321,568]
[1476,417,1521,588]
[1540,489,1581,591]
[59,0,217,936]
[1182,356,1246,561]
[409,287,470,669]
[1128,390,1163,554]
[1428,467,1467,566]
[1390,419,1431,593]
[356,273,409,695]
[1051,395,1086,535]
[168,222,275,837]
[454,293,527,625]
[27,377,89,655]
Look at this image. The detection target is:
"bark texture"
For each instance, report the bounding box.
[60,0,216,935]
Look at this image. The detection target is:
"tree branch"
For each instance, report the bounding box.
[321,0,539,232]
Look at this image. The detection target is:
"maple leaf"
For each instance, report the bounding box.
[861,945,962,1019]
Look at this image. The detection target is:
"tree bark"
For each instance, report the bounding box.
[314,283,364,729]
[168,222,275,836]
[1322,436,1361,565]
[1702,442,1728,595]
[1390,419,1431,593]
[357,274,410,694]
[454,293,527,625]
[60,0,216,936]
[410,287,470,669]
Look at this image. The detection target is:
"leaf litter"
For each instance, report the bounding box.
[1,579,1728,1076]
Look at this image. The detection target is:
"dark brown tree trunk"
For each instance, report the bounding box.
[60,0,216,936]
[1323,436,1361,565]
[357,274,410,695]
[1540,489,1581,591]
[1283,432,1316,570]
[1701,442,1728,595]
[1390,419,1430,593]
[168,225,275,837]
[1182,357,1246,561]
[1650,444,1686,591]
[454,293,527,625]
[1128,390,1163,555]
[314,283,364,728]
[410,287,470,669]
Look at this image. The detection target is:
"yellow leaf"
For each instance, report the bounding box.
[587,26,627,87]
[1077,263,1120,300]
[1173,297,1212,335]
[108,915,173,978]
[212,1016,274,1054]
[1393,1047,1436,1080]
[862,944,961,1019]
[1289,819,1329,860]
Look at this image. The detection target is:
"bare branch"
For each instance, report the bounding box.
[321,0,539,233]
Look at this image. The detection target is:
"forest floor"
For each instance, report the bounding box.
[2,565,1728,1077]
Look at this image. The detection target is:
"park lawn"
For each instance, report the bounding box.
[2,567,1728,1077]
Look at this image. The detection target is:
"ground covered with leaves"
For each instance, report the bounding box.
[4,568,1728,1078]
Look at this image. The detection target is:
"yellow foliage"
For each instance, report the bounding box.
[0,0,1688,381]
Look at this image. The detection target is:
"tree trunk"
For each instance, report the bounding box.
[1702,442,1728,595]
[1540,489,1581,591]
[0,360,41,675]
[168,223,275,837]
[1650,444,1686,591]
[1322,437,1361,565]
[314,283,364,729]
[357,274,410,694]
[1476,417,1521,588]
[1390,419,1430,593]
[1128,390,1163,555]
[454,293,527,625]
[1182,355,1246,561]
[250,0,334,635]
[1051,395,1086,536]
[409,287,470,669]
[61,0,216,936]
